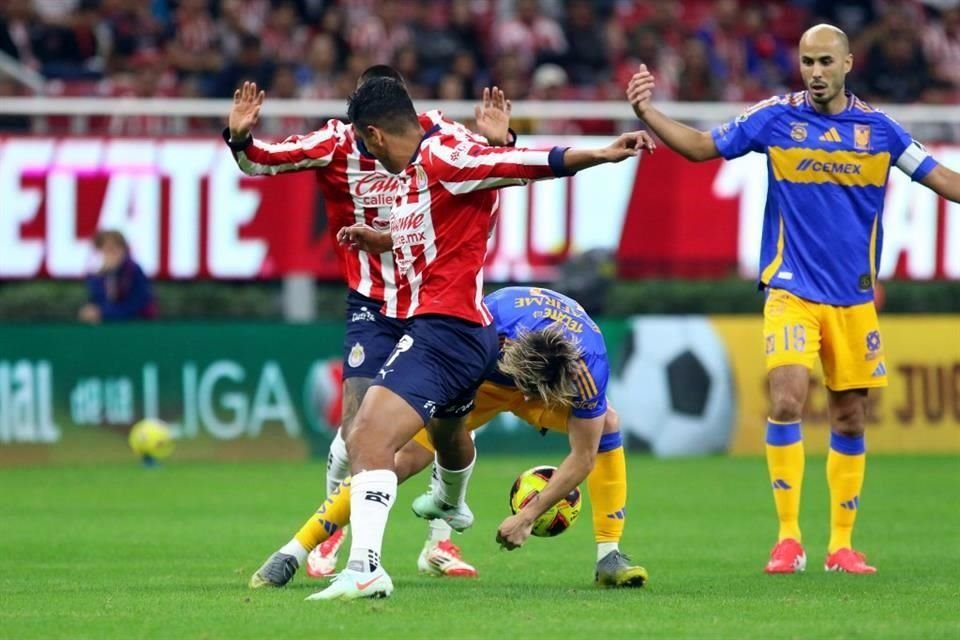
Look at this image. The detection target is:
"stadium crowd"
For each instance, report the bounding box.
[2,0,960,133]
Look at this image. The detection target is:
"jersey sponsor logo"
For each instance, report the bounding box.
[776,271,793,280]
[854,124,871,150]
[391,212,428,247]
[348,342,365,368]
[351,306,376,323]
[572,399,599,410]
[770,147,890,187]
[790,122,808,142]
[795,158,862,174]
[353,172,401,207]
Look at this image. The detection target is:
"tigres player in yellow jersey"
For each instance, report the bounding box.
[628,24,960,574]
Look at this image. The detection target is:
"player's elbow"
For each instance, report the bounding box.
[684,134,717,162]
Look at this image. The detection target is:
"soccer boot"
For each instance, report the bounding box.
[411,492,474,532]
[764,538,807,574]
[306,527,346,578]
[304,566,394,601]
[249,551,299,588]
[595,550,648,588]
[825,548,877,574]
[417,539,478,577]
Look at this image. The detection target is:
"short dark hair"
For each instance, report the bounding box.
[358,64,406,87]
[347,77,419,135]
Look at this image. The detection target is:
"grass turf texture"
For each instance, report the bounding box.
[1,455,957,639]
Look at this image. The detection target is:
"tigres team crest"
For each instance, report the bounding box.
[348,342,365,368]
[790,122,808,142]
[854,124,871,150]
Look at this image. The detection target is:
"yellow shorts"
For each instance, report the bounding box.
[763,288,887,391]
[412,381,572,452]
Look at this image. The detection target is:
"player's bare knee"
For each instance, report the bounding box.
[769,393,805,422]
[602,407,620,434]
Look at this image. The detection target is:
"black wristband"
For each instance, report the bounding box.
[507,128,518,147]
[221,127,252,151]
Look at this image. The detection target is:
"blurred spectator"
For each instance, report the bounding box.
[857,8,933,103]
[812,0,879,40]
[675,36,722,101]
[297,33,341,99]
[261,1,309,65]
[349,0,412,66]
[32,0,107,78]
[493,0,568,73]
[563,0,608,85]
[410,0,462,86]
[923,6,960,97]
[79,230,156,324]
[213,33,274,98]
[0,75,30,131]
[740,5,792,99]
[0,0,40,69]
[165,0,222,82]
[694,0,746,99]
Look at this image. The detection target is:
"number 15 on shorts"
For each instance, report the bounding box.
[766,323,806,355]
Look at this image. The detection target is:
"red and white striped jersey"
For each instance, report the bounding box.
[225,111,485,302]
[387,133,571,324]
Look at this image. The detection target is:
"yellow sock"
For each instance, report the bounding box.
[827,432,866,553]
[587,433,627,544]
[294,477,353,551]
[765,419,804,542]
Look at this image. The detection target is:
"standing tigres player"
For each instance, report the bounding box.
[227,67,515,583]
[628,24,960,574]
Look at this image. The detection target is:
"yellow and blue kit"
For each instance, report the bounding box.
[711,91,938,306]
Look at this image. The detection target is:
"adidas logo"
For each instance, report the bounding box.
[872,362,887,377]
[819,127,842,142]
[772,479,792,490]
[841,496,860,510]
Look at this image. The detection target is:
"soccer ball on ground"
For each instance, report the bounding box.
[509,466,581,537]
[128,419,175,463]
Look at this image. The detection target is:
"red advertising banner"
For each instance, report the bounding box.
[1,136,958,281]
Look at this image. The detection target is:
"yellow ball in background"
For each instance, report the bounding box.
[128,419,175,461]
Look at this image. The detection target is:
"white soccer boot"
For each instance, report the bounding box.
[304,566,394,601]
[410,492,474,532]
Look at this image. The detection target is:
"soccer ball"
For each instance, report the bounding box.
[128,419,175,462]
[608,316,735,457]
[509,466,582,537]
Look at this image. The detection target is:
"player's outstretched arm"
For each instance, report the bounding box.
[224,81,343,176]
[920,163,960,203]
[496,415,602,550]
[561,131,656,172]
[627,64,720,162]
[433,132,654,196]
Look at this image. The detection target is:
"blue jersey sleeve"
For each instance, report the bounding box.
[880,112,938,182]
[570,354,608,420]
[710,98,782,160]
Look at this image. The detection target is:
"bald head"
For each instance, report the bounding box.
[800,24,849,56]
[797,23,853,113]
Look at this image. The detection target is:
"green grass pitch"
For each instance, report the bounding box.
[1,455,957,639]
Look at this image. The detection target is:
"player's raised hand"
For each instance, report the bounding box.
[626,64,655,119]
[474,86,512,146]
[496,513,534,550]
[337,223,393,254]
[229,81,265,141]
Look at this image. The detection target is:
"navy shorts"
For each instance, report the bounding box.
[342,290,407,380]
[372,315,499,425]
